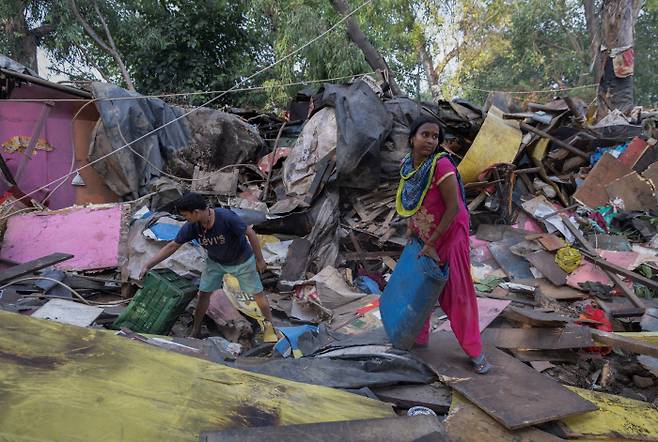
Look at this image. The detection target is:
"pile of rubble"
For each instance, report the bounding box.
[1,58,658,440]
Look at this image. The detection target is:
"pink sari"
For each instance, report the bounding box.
[409,157,482,357]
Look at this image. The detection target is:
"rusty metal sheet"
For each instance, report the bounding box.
[413,332,596,430]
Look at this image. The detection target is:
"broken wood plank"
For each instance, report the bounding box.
[373,383,451,413]
[534,234,566,252]
[562,216,645,309]
[518,122,589,158]
[444,392,564,442]
[605,171,657,212]
[580,250,658,292]
[573,153,632,208]
[490,327,593,350]
[504,306,590,327]
[618,137,650,169]
[510,349,580,363]
[524,250,568,286]
[590,328,658,358]
[0,253,74,285]
[413,332,596,430]
[533,279,588,301]
[200,416,450,442]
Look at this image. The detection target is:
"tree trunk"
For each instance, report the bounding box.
[596,0,643,118]
[2,14,39,72]
[329,0,402,96]
[582,0,602,82]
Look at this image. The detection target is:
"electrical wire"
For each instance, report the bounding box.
[5,0,375,210]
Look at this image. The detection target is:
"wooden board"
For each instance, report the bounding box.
[510,349,580,363]
[0,252,73,284]
[413,332,596,430]
[641,161,658,186]
[201,416,450,442]
[606,171,657,212]
[525,250,567,286]
[490,326,593,350]
[444,392,564,442]
[535,234,566,252]
[573,153,632,208]
[504,306,581,327]
[534,279,588,301]
[633,142,658,173]
[489,243,534,280]
[618,137,649,169]
[373,383,451,413]
[437,297,510,332]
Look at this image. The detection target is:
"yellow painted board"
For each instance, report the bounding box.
[531,138,550,163]
[457,106,522,183]
[558,386,658,441]
[615,332,658,345]
[0,310,393,441]
[445,391,563,442]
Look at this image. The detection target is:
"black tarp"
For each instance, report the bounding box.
[319,80,393,189]
[89,83,190,199]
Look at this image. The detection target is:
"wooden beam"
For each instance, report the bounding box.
[0,253,74,285]
[519,122,589,159]
[590,329,658,358]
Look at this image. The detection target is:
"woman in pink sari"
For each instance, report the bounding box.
[396,116,490,374]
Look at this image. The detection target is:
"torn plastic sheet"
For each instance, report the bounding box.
[143,216,184,241]
[232,352,435,389]
[521,196,578,243]
[319,79,393,189]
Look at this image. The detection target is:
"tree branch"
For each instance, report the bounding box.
[68,0,135,91]
[92,0,135,90]
[433,43,460,79]
[329,0,402,96]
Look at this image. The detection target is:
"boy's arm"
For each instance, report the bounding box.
[138,241,182,279]
[245,226,267,272]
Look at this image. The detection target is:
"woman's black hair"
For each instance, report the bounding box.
[174,192,208,213]
[408,116,444,148]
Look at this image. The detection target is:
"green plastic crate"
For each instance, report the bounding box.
[113,269,197,334]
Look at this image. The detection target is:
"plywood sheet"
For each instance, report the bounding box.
[444,392,564,442]
[373,383,451,413]
[606,171,657,212]
[0,205,124,270]
[535,279,588,300]
[413,332,596,430]
[573,153,632,208]
[618,137,649,169]
[31,299,103,327]
[525,250,568,286]
[0,310,393,441]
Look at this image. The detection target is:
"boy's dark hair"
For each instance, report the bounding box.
[174,192,208,213]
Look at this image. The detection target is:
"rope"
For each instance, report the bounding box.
[5,0,375,209]
[467,83,598,95]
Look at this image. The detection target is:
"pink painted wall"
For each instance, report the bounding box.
[1,205,122,270]
[0,101,76,209]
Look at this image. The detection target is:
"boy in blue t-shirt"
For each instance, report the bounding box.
[139,192,278,339]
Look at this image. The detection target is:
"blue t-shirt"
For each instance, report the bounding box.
[174,208,252,265]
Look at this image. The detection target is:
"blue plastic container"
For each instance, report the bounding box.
[380,237,448,350]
